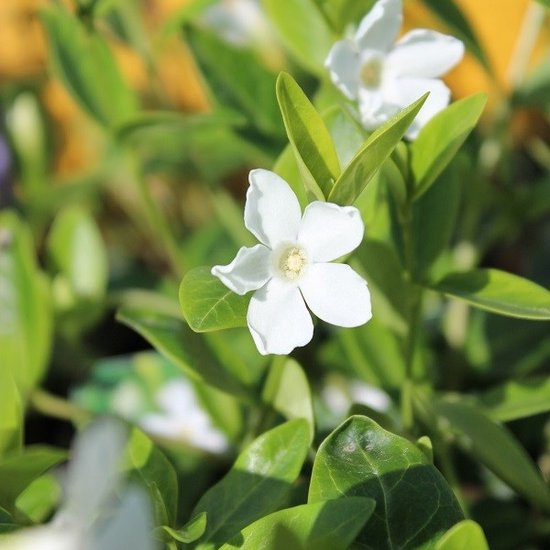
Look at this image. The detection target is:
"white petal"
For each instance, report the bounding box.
[382,76,451,138]
[355,0,402,52]
[247,278,313,355]
[325,39,360,100]
[211,244,272,295]
[297,202,364,262]
[388,29,464,78]
[244,169,302,248]
[358,87,398,130]
[300,263,371,327]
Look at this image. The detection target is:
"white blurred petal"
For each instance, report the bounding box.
[300,263,371,327]
[211,244,272,295]
[325,39,360,100]
[357,88,395,130]
[247,278,313,355]
[297,202,364,262]
[388,29,464,78]
[244,169,302,248]
[0,526,80,550]
[355,0,402,52]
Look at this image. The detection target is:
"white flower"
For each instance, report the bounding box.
[211,169,372,355]
[139,379,228,454]
[325,0,464,139]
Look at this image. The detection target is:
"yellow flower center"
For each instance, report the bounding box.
[360,58,382,88]
[278,246,308,280]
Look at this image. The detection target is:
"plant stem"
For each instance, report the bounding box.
[30,389,91,425]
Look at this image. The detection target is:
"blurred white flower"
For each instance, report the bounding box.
[325,0,464,138]
[139,380,228,454]
[0,420,154,550]
[212,169,372,355]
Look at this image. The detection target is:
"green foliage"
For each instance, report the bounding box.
[220,497,375,549]
[435,520,489,550]
[191,419,310,547]
[309,416,464,549]
[179,266,249,332]
[276,72,341,199]
[431,268,550,320]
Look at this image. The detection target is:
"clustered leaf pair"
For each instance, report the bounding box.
[212,0,464,355]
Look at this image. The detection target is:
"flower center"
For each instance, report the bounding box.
[277,246,308,281]
[360,57,383,88]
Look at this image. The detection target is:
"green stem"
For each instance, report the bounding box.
[30,389,91,425]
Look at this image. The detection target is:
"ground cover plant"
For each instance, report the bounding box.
[1,0,550,548]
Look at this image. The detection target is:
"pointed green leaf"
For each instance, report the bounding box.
[179,266,249,332]
[156,512,207,544]
[433,397,550,513]
[431,268,550,320]
[192,419,310,547]
[328,94,428,205]
[436,520,489,550]
[276,72,340,198]
[309,416,463,549]
[221,498,375,550]
[411,94,487,199]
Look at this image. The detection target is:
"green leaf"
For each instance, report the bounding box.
[324,105,366,167]
[15,474,61,523]
[420,0,492,72]
[412,162,462,278]
[156,512,207,544]
[309,416,463,549]
[436,520,489,550]
[186,27,283,138]
[0,370,22,457]
[328,94,428,205]
[272,144,308,208]
[276,72,340,199]
[477,377,550,422]
[262,358,315,440]
[179,266,249,332]
[432,397,550,513]
[126,429,178,527]
[220,497,375,550]
[191,419,310,547]
[48,206,108,301]
[262,0,334,75]
[411,94,487,200]
[0,211,52,394]
[0,447,67,513]
[312,0,377,33]
[41,7,137,127]
[534,0,550,9]
[116,306,247,396]
[431,268,550,320]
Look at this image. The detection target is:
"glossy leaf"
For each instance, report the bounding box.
[179,266,249,332]
[276,72,340,199]
[431,268,550,320]
[328,94,427,205]
[433,397,550,513]
[477,377,550,422]
[262,0,334,75]
[262,358,315,440]
[436,520,489,550]
[309,416,463,549]
[191,419,310,547]
[48,205,108,300]
[0,447,66,513]
[116,306,247,396]
[220,497,375,550]
[411,94,487,199]
[41,7,137,126]
[157,512,207,544]
[0,211,52,393]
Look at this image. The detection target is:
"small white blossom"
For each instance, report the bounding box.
[212,169,372,355]
[325,0,464,138]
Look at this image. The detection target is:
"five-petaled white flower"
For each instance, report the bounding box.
[212,169,372,355]
[325,0,464,139]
